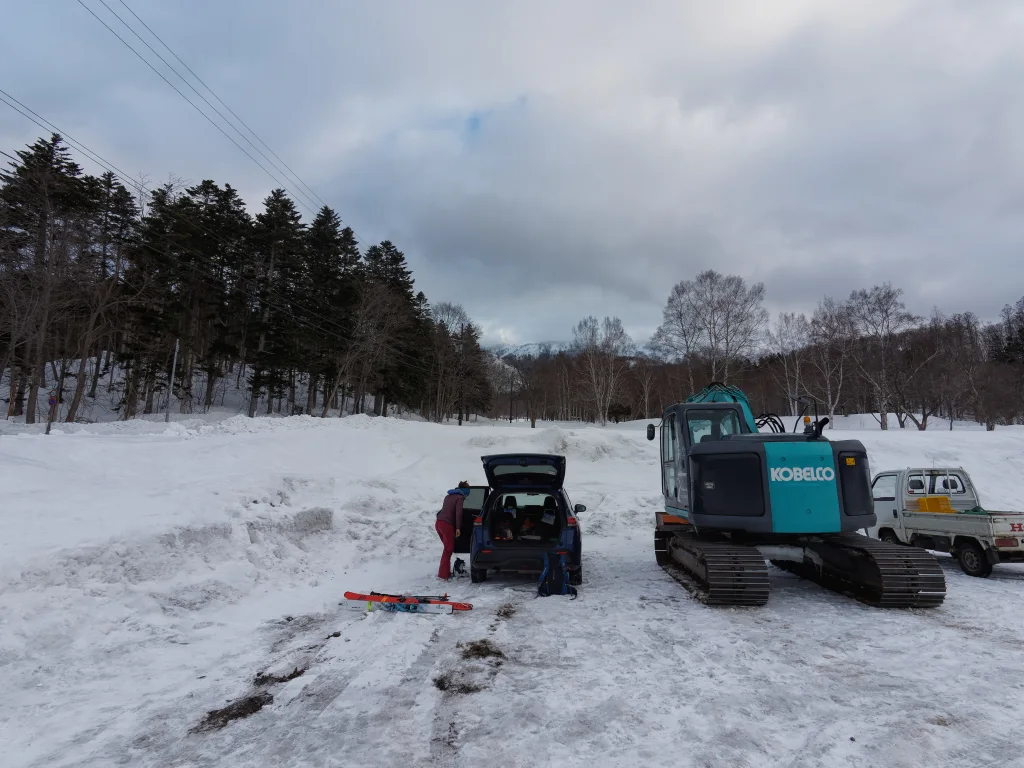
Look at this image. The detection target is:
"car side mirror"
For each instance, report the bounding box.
[574,504,586,514]
[646,424,655,441]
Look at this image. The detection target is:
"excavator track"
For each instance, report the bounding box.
[770,534,946,608]
[660,532,770,606]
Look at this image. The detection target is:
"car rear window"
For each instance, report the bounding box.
[491,464,558,476]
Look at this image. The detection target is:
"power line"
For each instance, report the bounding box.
[73,0,320,219]
[114,0,329,213]
[0,89,347,342]
[0,94,442,381]
[91,0,322,216]
[0,88,144,193]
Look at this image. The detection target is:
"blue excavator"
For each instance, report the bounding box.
[646,383,946,607]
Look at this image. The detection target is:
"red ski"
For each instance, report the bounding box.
[343,591,473,611]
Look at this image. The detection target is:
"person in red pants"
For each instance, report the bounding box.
[436,481,470,579]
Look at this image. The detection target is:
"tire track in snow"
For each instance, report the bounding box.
[426,584,537,768]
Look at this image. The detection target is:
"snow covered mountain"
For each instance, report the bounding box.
[487,341,573,358]
[488,340,659,359]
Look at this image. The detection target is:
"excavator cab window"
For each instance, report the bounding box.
[662,414,678,498]
[685,409,742,446]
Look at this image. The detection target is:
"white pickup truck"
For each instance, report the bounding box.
[867,467,1024,577]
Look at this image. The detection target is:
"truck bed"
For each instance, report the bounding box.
[901,509,1024,537]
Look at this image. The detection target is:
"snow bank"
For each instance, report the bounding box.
[3,414,1024,767]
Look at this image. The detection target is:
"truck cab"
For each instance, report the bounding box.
[868,467,1024,577]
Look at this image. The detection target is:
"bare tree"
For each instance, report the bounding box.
[848,283,918,429]
[889,312,946,430]
[807,296,854,426]
[651,281,703,393]
[320,282,406,418]
[486,355,522,422]
[944,312,997,430]
[653,270,768,386]
[631,353,658,419]
[0,274,42,416]
[428,301,470,422]
[507,354,544,427]
[766,312,810,416]
[571,315,634,425]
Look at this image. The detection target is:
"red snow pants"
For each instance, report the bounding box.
[435,520,456,579]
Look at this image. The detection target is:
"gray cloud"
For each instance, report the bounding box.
[3,0,1023,345]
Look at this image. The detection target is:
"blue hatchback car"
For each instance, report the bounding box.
[452,453,585,585]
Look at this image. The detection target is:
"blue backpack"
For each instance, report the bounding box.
[537,552,577,599]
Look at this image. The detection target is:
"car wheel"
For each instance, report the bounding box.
[569,567,583,586]
[471,568,487,583]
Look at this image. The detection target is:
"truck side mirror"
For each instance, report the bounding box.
[646,424,656,441]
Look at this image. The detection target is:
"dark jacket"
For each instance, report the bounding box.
[437,489,468,529]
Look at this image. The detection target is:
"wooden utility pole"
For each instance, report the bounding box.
[165,338,179,423]
[458,323,465,426]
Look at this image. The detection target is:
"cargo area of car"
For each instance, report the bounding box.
[488,491,563,546]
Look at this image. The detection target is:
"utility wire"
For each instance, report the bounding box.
[92,0,322,216]
[0,94,443,380]
[114,0,329,213]
[74,0,320,219]
[0,88,144,194]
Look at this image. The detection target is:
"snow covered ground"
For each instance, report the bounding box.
[2,415,1023,768]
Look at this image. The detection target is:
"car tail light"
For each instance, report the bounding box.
[567,517,578,527]
[994,537,1018,548]
[474,516,482,526]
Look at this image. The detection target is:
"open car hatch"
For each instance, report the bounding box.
[481,454,566,490]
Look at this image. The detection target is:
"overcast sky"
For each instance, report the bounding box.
[2,1,1023,347]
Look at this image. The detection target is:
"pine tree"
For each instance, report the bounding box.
[1,135,500,425]
[0,134,90,422]
[363,240,415,301]
[64,171,139,421]
[248,189,305,416]
[300,208,362,413]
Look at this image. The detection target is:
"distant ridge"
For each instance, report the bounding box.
[487,340,658,359]
[487,341,572,358]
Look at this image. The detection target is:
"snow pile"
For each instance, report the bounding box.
[2,415,1024,767]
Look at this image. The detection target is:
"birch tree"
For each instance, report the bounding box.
[808,296,854,426]
[652,270,768,386]
[767,312,810,416]
[631,353,658,419]
[571,315,634,425]
[848,283,918,429]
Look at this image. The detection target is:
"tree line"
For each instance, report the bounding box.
[494,271,1024,431]
[0,134,493,424]
[4,135,1021,432]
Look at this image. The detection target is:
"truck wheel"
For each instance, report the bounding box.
[880,530,901,546]
[956,542,993,578]
[470,568,487,583]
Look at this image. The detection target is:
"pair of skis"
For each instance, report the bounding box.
[343,591,473,614]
